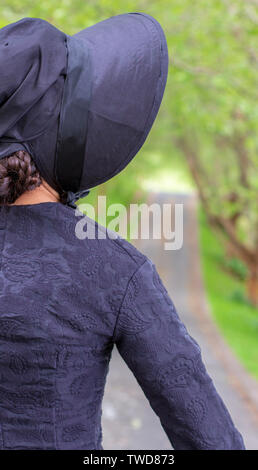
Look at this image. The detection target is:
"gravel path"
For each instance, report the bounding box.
[102,191,258,450]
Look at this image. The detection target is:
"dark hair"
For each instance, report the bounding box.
[0,150,66,205]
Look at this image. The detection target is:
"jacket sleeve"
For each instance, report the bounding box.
[112,258,246,450]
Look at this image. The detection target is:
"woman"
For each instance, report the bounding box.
[0,14,245,450]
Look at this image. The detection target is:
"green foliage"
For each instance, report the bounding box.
[223,257,248,281]
[198,204,258,380]
[163,0,258,258]
[229,289,253,307]
[2,2,257,260]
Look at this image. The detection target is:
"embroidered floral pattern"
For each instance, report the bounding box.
[0,203,245,450]
[2,257,40,282]
[113,258,246,450]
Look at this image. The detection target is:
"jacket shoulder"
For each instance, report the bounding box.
[96,218,148,268]
[74,208,148,271]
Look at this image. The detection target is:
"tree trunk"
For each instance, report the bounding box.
[246,266,258,308]
[175,137,258,307]
[225,240,238,259]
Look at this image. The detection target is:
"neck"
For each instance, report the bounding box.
[11,179,60,205]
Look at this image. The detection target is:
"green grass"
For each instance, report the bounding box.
[198,205,258,381]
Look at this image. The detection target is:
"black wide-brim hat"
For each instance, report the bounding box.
[0,12,169,206]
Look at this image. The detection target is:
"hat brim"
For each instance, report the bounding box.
[73,12,169,190]
[0,142,30,160]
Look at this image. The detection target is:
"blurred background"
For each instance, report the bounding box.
[2,0,258,449]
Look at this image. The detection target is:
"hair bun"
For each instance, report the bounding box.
[0,150,42,205]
